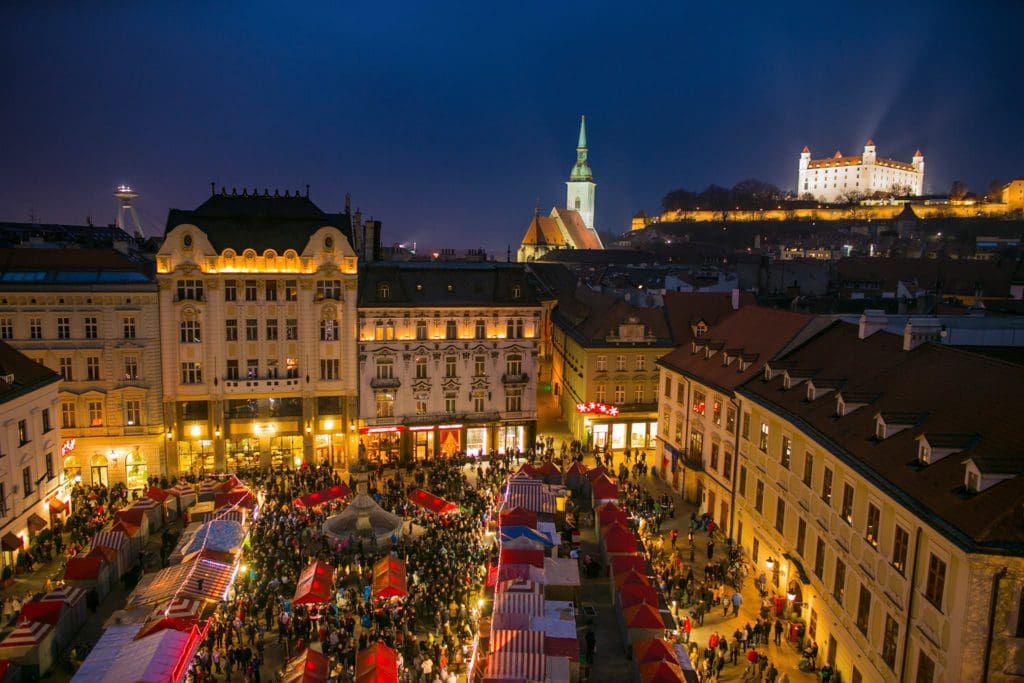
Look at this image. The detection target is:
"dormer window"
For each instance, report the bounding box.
[875,417,887,440]
[783,373,792,390]
[807,383,816,401]
[764,366,772,381]
[511,284,521,299]
[378,283,391,300]
[966,470,980,493]
[919,442,931,463]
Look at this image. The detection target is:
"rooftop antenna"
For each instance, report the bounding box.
[114,185,145,239]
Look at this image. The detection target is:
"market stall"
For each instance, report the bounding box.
[355,642,398,683]
[407,488,458,515]
[282,647,330,683]
[294,483,351,509]
[293,561,335,605]
[0,620,57,676]
[371,556,407,601]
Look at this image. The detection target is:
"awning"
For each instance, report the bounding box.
[356,642,398,683]
[294,483,351,508]
[49,497,67,513]
[1,532,23,551]
[408,488,458,514]
[294,561,335,605]
[283,647,330,683]
[27,513,48,532]
[372,556,407,599]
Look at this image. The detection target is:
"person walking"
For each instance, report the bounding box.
[731,590,743,617]
[773,618,783,645]
[707,538,715,561]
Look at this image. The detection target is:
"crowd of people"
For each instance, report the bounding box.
[182,454,534,683]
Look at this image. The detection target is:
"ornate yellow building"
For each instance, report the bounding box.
[156,189,359,474]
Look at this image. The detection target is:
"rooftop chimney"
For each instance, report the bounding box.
[902,317,942,351]
[858,309,888,339]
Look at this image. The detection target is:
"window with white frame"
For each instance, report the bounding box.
[180,320,201,343]
[61,401,77,429]
[125,400,142,426]
[88,400,103,427]
[506,387,522,412]
[180,362,202,384]
[375,356,394,380]
[57,317,70,339]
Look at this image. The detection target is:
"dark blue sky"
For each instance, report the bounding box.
[1,2,1021,254]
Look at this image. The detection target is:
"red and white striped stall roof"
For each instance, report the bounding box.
[493,591,544,617]
[485,651,546,681]
[130,498,161,510]
[41,585,87,606]
[496,578,542,594]
[92,530,127,549]
[489,629,544,654]
[0,620,54,649]
[160,597,204,620]
[166,484,196,496]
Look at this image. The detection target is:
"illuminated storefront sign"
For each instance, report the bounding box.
[61,439,77,456]
[575,402,620,417]
[360,426,405,434]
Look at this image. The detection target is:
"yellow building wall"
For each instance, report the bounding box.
[649,202,1014,225]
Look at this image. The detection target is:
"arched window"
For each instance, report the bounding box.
[378,282,390,300]
[126,450,147,492]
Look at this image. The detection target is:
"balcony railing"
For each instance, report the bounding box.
[501,372,530,385]
[369,377,402,389]
[222,377,302,394]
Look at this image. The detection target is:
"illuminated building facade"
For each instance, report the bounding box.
[552,290,751,454]
[0,246,164,492]
[357,262,542,462]
[0,340,62,572]
[729,319,1024,682]
[157,189,359,474]
[798,141,924,202]
[655,306,817,508]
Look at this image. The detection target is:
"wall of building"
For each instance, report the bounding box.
[0,289,164,490]
[156,225,359,473]
[0,376,62,572]
[357,306,540,460]
[653,202,1014,225]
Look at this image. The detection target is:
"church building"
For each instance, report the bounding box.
[518,116,604,262]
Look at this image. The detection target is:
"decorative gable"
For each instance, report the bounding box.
[917,433,977,465]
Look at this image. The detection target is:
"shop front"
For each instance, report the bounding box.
[589,418,658,451]
[410,426,436,460]
[497,424,527,455]
[178,439,215,476]
[361,426,403,464]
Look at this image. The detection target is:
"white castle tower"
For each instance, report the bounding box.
[566,115,596,231]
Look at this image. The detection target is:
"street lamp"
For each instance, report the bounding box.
[766,556,775,569]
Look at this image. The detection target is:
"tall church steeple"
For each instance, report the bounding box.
[566,115,596,230]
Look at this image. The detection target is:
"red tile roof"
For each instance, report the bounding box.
[659,306,816,392]
[740,322,1024,550]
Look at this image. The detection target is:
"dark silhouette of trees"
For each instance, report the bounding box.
[949,180,968,199]
[662,179,783,212]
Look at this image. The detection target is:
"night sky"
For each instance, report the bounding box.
[1,2,1021,254]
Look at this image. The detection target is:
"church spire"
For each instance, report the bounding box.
[569,114,593,182]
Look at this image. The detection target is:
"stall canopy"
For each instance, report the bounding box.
[282,647,330,683]
[504,478,556,514]
[499,548,544,568]
[493,591,544,618]
[584,466,609,482]
[371,556,408,599]
[535,462,561,483]
[498,507,537,529]
[603,525,638,554]
[515,463,542,479]
[0,620,54,654]
[356,642,399,683]
[214,486,254,510]
[614,570,651,591]
[408,488,458,514]
[19,599,63,625]
[181,520,245,556]
[64,556,104,581]
[132,556,237,605]
[610,554,647,577]
[634,639,680,665]
[619,583,660,609]
[624,604,665,629]
[639,659,687,683]
[293,561,335,605]
[499,527,554,547]
[145,487,170,503]
[590,474,619,501]
[27,513,48,532]
[596,503,629,528]
[490,629,545,654]
[294,483,351,509]
[73,619,205,683]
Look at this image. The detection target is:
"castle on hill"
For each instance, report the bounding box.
[799,140,924,202]
[517,116,604,262]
